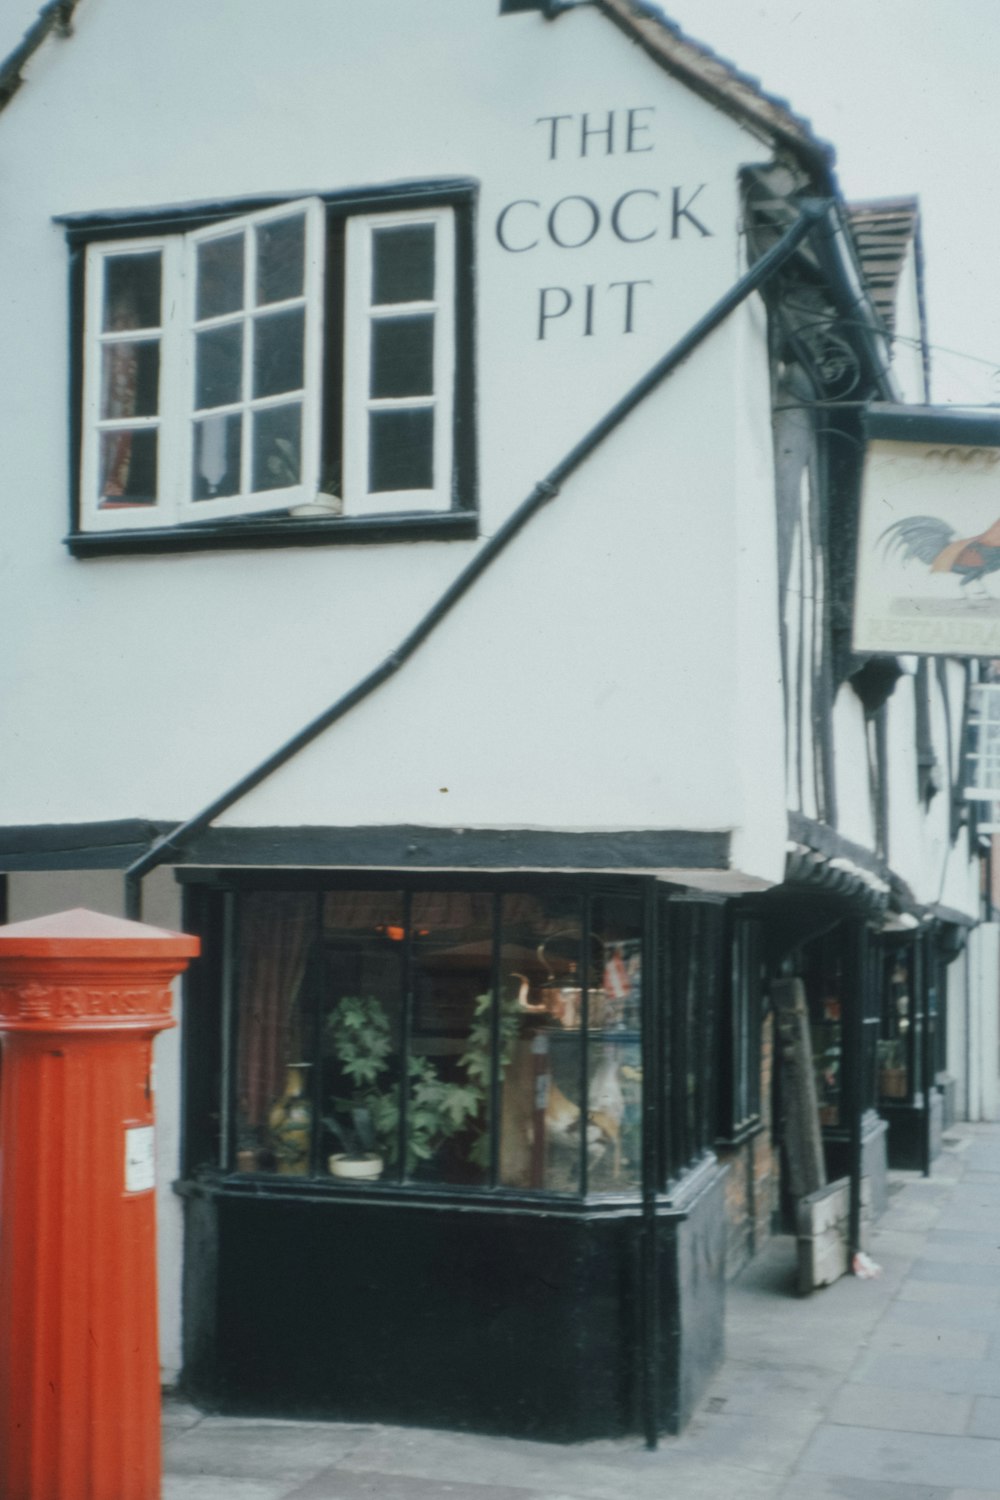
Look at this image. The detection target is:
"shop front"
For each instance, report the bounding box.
[178,872,729,1441]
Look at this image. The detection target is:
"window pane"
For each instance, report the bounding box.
[802,927,844,1129]
[196,233,245,320]
[408,892,494,1186]
[371,314,434,399]
[234,891,317,1175]
[103,251,161,331]
[368,407,433,493]
[321,892,405,1183]
[372,223,435,305]
[589,896,642,1196]
[252,307,305,399]
[192,412,242,499]
[878,943,913,1103]
[99,428,157,504]
[195,323,244,410]
[101,340,159,420]
[498,894,583,1195]
[256,213,305,305]
[252,403,301,491]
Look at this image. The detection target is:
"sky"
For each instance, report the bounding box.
[2,0,998,404]
[660,0,1000,406]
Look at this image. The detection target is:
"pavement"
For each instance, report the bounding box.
[162,1120,1000,1500]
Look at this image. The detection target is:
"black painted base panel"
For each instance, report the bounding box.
[181,1173,727,1442]
[880,1095,943,1171]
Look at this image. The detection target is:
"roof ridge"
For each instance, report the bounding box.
[595,0,836,187]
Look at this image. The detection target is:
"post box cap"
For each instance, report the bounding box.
[0,908,200,958]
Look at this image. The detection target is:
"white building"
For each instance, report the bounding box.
[1,0,995,1441]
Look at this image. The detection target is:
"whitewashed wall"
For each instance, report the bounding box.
[0,0,790,879]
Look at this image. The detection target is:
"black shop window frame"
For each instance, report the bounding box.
[661,893,725,1184]
[61,178,478,557]
[715,912,764,1147]
[180,872,678,1207]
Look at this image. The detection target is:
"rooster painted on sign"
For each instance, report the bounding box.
[881,515,1000,596]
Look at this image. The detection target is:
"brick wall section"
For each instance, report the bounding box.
[717,1012,781,1279]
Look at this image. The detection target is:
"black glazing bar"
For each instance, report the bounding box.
[311,893,324,1177]
[121,203,828,921]
[219,891,237,1171]
[579,897,590,1202]
[489,893,502,1190]
[640,878,660,1450]
[847,922,866,1263]
[920,935,934,1178]
[399,890,413,1187]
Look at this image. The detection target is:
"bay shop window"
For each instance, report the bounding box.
[69,182,475,543]
[182,879,727,1202]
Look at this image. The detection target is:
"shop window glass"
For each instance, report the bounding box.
[717,916,764,1144]
[878,940,914,1103]
[497,892,585,1195]
[224,882,650,1198]
[666,897,723,1181]
[799,929,845,1129]
[321,891,405,1180]
[234,889,318,1175]
[589,895,643,1195]
[408,891,494,1186]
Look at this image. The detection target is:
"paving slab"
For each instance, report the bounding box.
[852,1351,1000,1396]
[826,1382,973,1435]
[896,1278,1000,1306]
[776,1478,950,1500]
[863,1322,990,1358]
[970,1395,1000,1439]
[163,1423,368,1483]
[907,1258,1000,1286]
[881,1299,1000,1334]
[800,1425,1000,1490]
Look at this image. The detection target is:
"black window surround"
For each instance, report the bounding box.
[62,178,478,557]
[180,871,726,1209]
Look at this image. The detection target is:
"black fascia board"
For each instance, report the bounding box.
[864,403,1000,449]
[171,825,731,872]
[0,819,173,871]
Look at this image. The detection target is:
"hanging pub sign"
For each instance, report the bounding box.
[854,406,1000,657]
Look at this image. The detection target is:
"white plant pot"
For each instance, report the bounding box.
[328,1152,384,1180]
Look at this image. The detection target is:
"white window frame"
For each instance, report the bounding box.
[80,198,326,532]
[343,206,456,517]
[80,234,182,532]
[965,682,1000,807]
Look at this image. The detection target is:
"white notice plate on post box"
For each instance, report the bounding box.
[125,1125,156,1193]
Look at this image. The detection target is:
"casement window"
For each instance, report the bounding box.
[70,182,476,549]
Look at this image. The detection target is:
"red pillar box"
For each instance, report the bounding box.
[0,908,199,1500]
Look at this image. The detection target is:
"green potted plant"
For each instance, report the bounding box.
[324,991,520,1176]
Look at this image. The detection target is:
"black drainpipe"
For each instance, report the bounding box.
[124,200,827,922]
